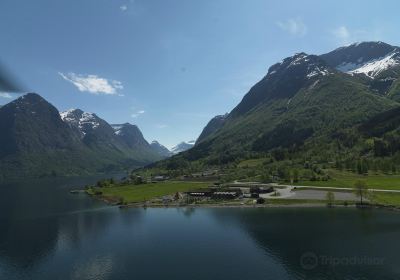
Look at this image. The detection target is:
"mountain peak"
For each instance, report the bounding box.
[5,93,58,118]
[196,114,228,144]
[267,52,333,80]
[60,109,101,136]
[111,123,140,136]
[150,140,172,157]
[13,92,46,105]
[320,41,400,78]
[22,92,42,99]
[230,52,334,117]
[337,41,394,51]
[171,141,195,154]
[111,123,151,149]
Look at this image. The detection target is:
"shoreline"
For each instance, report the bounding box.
[85,192,400,211]
[119,202,332,209]
[119,203,400,211]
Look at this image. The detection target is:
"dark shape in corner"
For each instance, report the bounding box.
[0,61,27,93]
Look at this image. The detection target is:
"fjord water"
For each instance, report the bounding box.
[1,178,400,280]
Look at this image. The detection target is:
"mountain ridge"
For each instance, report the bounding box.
[0,93,164,180]
[143,41,400,176]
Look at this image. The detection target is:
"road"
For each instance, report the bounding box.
[229,181,400,201]
[274,183,400,193]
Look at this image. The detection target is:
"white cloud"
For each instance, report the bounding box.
[0,92,13,98]
[131,110,145,118]
[331,26,376,45]
[59,72,123,95]
[332,26,351,43]
[120,5,128,11]
[155,124,168,129]
[277,18,307,36]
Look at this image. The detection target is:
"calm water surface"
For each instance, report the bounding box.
[1,176,400,280]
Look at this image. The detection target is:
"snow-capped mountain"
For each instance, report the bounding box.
[111,123,151,150]
[269,52,333,80]
[111,124,123,135]
[60,109,104,138]
[150,141,172,157]
[230,52,335,117]
[171,140,195,154]
[337,51,400,78]
[321,41,400,79]
[0,93,162,179]
[60,110,162,163]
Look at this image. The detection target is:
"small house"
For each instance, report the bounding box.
[212,190,241,200]
[152,175,169,181]
[186,189,214,197]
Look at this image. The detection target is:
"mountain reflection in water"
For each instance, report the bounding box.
[1,177,400,280]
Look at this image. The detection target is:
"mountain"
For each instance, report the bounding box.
[0,94,90,179]
[59,110,160,163]
[229,52,335,118]
[321,42,400,98]
[147,41,400,173]
[150,141,172,157]
[61,109,120,147]
[111,123,163,161]
[196,114,227,144]
[0,93,162,180]
[171,141,195,154]
[320,41,400,78]
[111,123,150,149]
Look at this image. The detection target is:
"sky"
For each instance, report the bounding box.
[0,0,399,149]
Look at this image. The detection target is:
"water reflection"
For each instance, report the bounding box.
[0,175,134,270]
[210,207,400,279]
[1,177,400,280]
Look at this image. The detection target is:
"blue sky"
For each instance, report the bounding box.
[0,0,399,148]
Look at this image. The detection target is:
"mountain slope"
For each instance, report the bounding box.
[0,94,162,180]
[59,109,161,164]
[320,41,399,76]
[0,94,94,179]
[61,109,120,147]
[111,123,161,161]
[229,53,334,118]
[196,114,227,144]
[147,42,400,172]
[150,141,172,157]
[320,41,400,98]
[171,141,195,154]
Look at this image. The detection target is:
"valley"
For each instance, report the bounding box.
[3,2,400,279]
[101,40,400,209]
[3,42,400,210]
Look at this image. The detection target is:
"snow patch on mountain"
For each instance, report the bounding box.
[60,109,100,136]
[280,53,333,79]
[336,51,400,78]
[288,53,310,67]
[171,141,195,154]
[306,67,330,79]
[111,125,123,135]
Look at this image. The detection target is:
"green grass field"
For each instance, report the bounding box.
[296,169,400,190]
[370,192,400,207]
[89,181,209,204]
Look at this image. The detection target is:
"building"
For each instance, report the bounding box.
[152,175,169,182]
[212,190,241,199]
[186,189,214,197]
